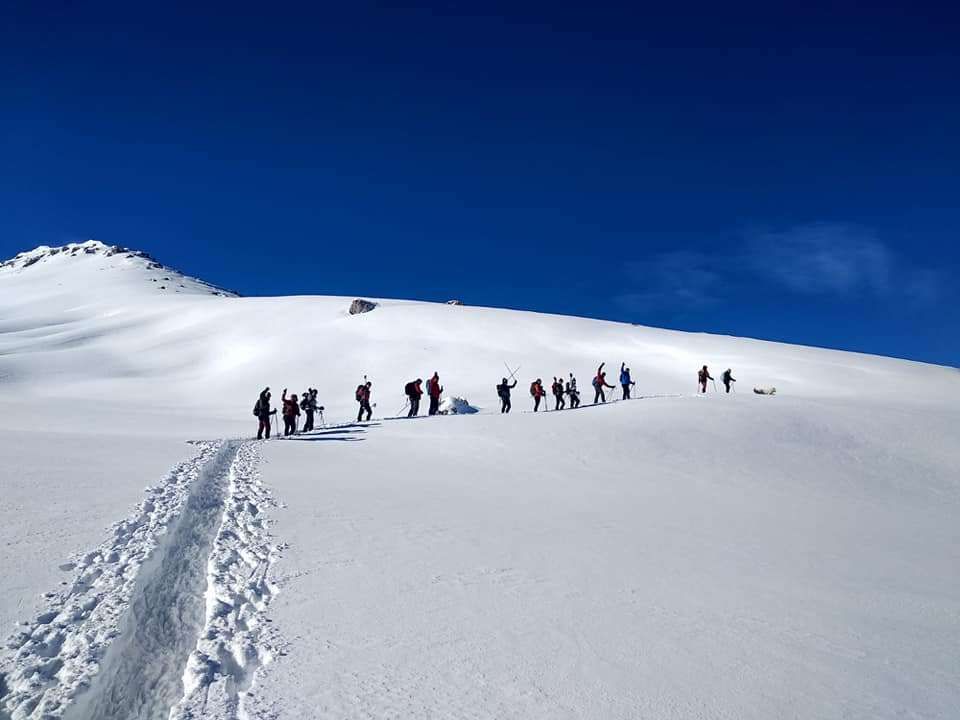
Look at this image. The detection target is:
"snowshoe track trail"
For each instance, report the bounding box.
[0,440,281,720]
[0,442,222,720]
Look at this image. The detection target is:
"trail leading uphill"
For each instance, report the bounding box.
[0,241,958,719]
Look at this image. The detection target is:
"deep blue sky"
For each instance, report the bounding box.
[2,2,957,365]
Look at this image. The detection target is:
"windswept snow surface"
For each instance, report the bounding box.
[0,242,958,719]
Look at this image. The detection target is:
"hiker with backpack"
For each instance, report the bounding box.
[497,377,517,413]
[405,379,424,417]
[427,372,444,416]
[552,376,566,410]
[301,389,316,432]
[620,363,636,400]
[722,368,736,393]
[281,389,300,436]
[356,381,373,422]
[566,374,581,409]
[698,365,714,393]
[593,363,615,403]
[254,387,277,440]
[530,378,546,412]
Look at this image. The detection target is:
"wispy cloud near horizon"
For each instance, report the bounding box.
[748,223,893,295]
[616,222,946,316]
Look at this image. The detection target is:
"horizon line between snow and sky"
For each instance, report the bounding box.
[1,3,958,366]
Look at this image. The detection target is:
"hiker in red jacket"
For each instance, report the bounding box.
[427,372,444,415]
[593,363,615,404]
[698,365,714,393]
[530,378,546,412]
[356,381,373,422]
[281,389,300,436]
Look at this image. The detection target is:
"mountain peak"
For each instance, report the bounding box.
[3,239,148,270]
[1,240,238,297]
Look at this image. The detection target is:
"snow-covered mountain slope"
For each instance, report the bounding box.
[0,242,957,720]
[0,241,952,429]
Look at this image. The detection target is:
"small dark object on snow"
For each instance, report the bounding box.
[349,299,378,315]
[446,299,463,306]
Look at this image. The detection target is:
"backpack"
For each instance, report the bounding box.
[530,382,538,397]
[356,385,365,401]
[592,376,600,388]
[300,397,310,411]
[253,399,261,416]
[405,381,416,396]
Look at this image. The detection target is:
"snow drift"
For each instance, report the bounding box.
[0,241,957,720]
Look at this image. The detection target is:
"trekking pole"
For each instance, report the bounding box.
[711,378,718,393]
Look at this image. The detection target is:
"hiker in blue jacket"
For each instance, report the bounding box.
[620,362,636,400]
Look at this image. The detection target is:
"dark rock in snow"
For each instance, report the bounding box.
[446,299,463,306]
[349,299,378,315]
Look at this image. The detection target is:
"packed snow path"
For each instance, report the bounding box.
[0,442,280,720]
[246,398,959,719]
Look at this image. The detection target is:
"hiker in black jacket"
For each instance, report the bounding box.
[722,368,736,393]
[301,389,316,432]
[497,378,517,413]
[552,376,566,410]
[405,379,423,417]
[254,387,276,440]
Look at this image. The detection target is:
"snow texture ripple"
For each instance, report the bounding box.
[0,442,222,720]
[63,442,241,720]
[170,441,282,720]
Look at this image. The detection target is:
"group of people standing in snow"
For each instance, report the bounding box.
[402,372,444,417]
[254,386,322,439]
[698,366,737,394]
[254,363,738,438]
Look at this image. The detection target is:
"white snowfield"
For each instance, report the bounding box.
[0,240,957,719]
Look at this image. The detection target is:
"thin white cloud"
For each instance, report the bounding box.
[748,223,893,295]
[616,223,945,314]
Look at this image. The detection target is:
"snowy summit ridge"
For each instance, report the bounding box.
[0,239,236,297]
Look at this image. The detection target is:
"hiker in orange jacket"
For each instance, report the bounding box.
[530,378,546,412]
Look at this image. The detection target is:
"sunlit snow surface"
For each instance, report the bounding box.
[0,242,957,719]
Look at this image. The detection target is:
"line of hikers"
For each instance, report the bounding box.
[502,362,637,414]
[254,364,739,438]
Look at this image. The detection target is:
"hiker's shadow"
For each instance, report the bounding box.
[287,426,370,442]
